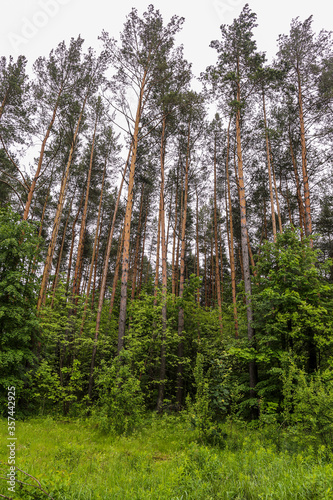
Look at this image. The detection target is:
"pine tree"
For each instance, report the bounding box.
[277,17,332,237]
[101,6,185,355]
[207,4,265,400]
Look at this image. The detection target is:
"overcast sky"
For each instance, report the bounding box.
[1,0,332,77]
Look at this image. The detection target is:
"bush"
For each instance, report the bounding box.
[252,228,333,408]
[187,353,230,445]
[28,359,85,416]
[282,362,333,448]
[94,350,145,435]
[0,206,42,411]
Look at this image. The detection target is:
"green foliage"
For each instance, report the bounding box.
[28,359,85,416]
[187,353,231,445]
[61,359,85,411]
[187,353,212,441]
[38,282,97,415]
[94,350,145,435]
[2,416,333,499]
[252,228,333,405]
[254,228,333,354]
[206,357,231,419]
[125,290,180,407]
[0,206,42,410]
[282,362,333,448]
[28,360,62,414]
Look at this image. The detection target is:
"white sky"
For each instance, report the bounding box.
[1,0,332,77]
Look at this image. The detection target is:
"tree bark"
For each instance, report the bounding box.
[30,174,54,276]
[80,158,107,334]
[72,113,98,301]
[209,230,213,308]
[195,188,200,305]
[297,67,312,237]
[213,135,223,334]
[270,150,283,234]
[51,192,75,308]
[218,223,224,302]
[131,185,145,300]
[176,120,191,408]
[289,123,305,236]
[137,205,148,298]
[154,195,162,302]
[66,189,85,293]
[235,69,256,397]
[171,165,179,297]
[91,211,104,310]
[157,114,168,411]
[262,89,277,242]
[117,66,149,356]
[204,238,208,308]
[108,224,125,319]
[225,118,239,338]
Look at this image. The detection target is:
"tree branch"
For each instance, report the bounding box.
[0,134,29,190]
[0,462,54,499]
[0,168,29,193]
[0,179,25,209]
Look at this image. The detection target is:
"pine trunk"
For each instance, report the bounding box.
[88,144,132,394]
[91,213,104,310]
[116,67,149,356]
[235,72,256,397]
[154,197,161,302]
[289,124,305,236]
[157,115,168,411]
[176,121,191,408]
[262,90,277,242]
[213,135,223,333]
[0,89,9,121]
[51,193,75,307]
[37,93,88,310]
[66,190,85,292]
[23,86,63,220]
[225,118,238,337]
[297,68,312,237]
[171,166,179,297]
[195,189,200,305]
[131,185,145,300]
[108,225,125,319]
[137,205,148,298]
[204,239,208,307]
[72,114,98,300]
[80,159,107,334]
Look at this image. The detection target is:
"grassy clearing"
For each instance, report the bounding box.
[1,415,333,499]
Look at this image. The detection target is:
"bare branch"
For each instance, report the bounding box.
[0,463,54,499]
[0,179,25,209]
[0,168,29,193]
[0,134,29,190]
[0,493,13,500]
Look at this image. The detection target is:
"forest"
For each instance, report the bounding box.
[1,3,333,499]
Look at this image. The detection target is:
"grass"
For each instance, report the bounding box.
[1,414,333,499]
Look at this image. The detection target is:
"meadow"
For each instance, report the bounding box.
[1,415,333,499]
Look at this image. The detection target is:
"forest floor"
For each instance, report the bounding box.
[1,414,333,499]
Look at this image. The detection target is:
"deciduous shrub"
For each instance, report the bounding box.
[0,206,42,411]
[94,350,145,434]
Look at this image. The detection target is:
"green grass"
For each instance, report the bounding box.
[1,414,333,499]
